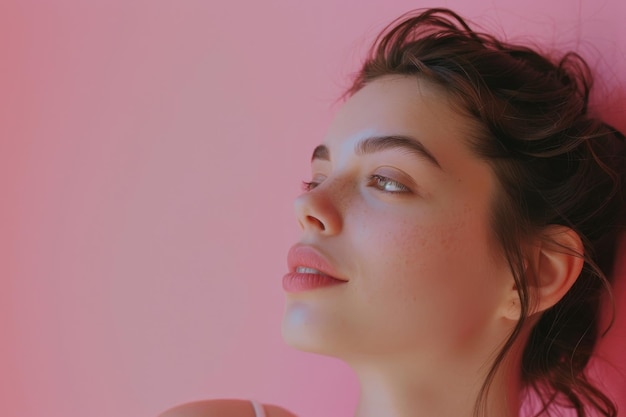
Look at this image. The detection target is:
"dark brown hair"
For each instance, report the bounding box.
[346,8,626,417]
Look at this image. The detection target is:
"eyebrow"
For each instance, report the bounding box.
[310,135,442,169]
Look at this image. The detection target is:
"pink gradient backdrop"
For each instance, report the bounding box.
[2,1,624,416]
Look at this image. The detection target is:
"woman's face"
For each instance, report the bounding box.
[282,76,515,364]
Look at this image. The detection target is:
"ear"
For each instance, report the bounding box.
[502,225,584,320]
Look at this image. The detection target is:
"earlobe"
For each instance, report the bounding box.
[501,254,534,321]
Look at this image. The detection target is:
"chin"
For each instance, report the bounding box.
[281,303,346,357]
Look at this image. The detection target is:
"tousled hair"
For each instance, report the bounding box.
[346,8,626,417]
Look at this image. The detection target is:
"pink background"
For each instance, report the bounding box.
[2,1,625,416]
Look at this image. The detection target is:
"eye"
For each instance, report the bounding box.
[367,174,411,193]
[301,174,327,192]
[301,180,319,192]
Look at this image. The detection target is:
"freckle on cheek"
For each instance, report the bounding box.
[439,233,452,250]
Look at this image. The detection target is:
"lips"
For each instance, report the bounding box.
[286,244,347,282]
[283,244,348,293]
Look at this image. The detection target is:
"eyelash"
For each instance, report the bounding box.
[301,180,319,192]
[301,175,410,194]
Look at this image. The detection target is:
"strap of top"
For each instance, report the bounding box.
[250,400,266,417]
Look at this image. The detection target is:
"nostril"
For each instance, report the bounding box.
[307,215,326,231]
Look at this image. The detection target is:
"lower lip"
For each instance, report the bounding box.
[282,272,347,293]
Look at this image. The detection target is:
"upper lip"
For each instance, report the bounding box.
[287,244,348,281]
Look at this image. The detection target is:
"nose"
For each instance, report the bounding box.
[293,186,343,236]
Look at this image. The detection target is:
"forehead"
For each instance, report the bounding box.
[324,76,481,168]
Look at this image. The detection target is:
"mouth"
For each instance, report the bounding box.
[287,244,348,282]
[283,265,348,294]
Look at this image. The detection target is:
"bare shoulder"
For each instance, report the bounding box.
[157,399,298,417]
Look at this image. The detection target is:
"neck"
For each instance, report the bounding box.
[347,340,524,417]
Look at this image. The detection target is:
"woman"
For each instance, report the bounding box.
[160,8,625,417]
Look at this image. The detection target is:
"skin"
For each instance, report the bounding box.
[160,75,584,417]
[282,75,525,417]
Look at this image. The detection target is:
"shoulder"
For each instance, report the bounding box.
[157,399,298,417]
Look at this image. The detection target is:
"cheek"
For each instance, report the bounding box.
[355,208,467,287]
[351,206,503,336]
[348,212,443,316]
